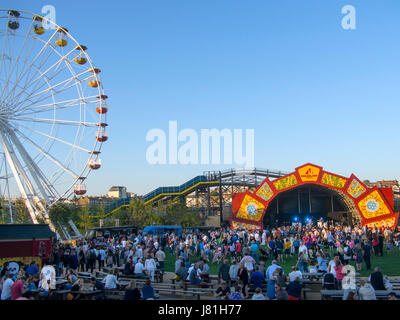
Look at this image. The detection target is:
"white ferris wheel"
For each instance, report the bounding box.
[0,9,108,233]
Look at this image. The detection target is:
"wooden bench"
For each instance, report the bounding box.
[117,270,163,282]
[105,287,208,300]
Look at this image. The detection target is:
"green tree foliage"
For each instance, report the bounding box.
[15,199,31,223]
[0,197,8,223]
[160,198,201,227]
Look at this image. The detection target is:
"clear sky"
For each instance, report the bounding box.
[3,0,400,196]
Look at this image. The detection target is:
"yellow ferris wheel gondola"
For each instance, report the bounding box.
[55,27,68,47]
[33,15,45,35]
[88,67,101,88]
[74,45,87,65]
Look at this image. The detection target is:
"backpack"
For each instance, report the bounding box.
[323,273,335,289]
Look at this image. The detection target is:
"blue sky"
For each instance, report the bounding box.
[4,0,400,195]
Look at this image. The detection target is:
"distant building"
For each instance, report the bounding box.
[126,192,137,199]
[76,196,116,208]
[107,186,127,198]
[366,180,399,192]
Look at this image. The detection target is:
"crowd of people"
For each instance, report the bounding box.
[1,219,399,300]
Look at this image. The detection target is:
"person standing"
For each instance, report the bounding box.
[378,233,384,257]
[155,247,166,275]
[144,254,157,282]
[218,259,231,284]
[99,247,106,270]
[1,274,14,300]
[362,240,372,271]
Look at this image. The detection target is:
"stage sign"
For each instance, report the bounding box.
[297,164,321,183]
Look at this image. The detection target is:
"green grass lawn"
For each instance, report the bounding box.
[164,246,400,277]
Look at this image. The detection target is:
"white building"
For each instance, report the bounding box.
[107,186,127,198]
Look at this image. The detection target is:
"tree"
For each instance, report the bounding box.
[162,198,201,227]
[15,199,31,224]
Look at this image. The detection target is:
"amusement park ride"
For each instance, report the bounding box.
[0,9,108,239]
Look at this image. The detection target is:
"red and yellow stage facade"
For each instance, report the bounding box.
[231,163,399,230]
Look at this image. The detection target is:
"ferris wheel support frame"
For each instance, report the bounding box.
[0,130,39,224]
[0,127,56,231]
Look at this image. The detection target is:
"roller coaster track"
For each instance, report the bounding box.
[91,168,287,217]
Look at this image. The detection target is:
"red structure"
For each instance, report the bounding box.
[0,224,56,269]
[231,163,399,230]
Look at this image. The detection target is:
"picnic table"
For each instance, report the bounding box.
[78,272,92,277]
[55,280,67,289]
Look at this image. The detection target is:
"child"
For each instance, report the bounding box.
[229,285,244,300]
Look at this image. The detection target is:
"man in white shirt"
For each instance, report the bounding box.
[298,242,308,256]
[327,256,339,279]
[134,259,145,276]
[104,271,118,289]
[288,266,302,283]
[99,247,106,269]
[1,274,14,300]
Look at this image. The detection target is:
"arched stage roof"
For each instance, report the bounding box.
[231,163,399,230]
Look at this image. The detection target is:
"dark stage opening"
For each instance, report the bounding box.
[263,184,352,227]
